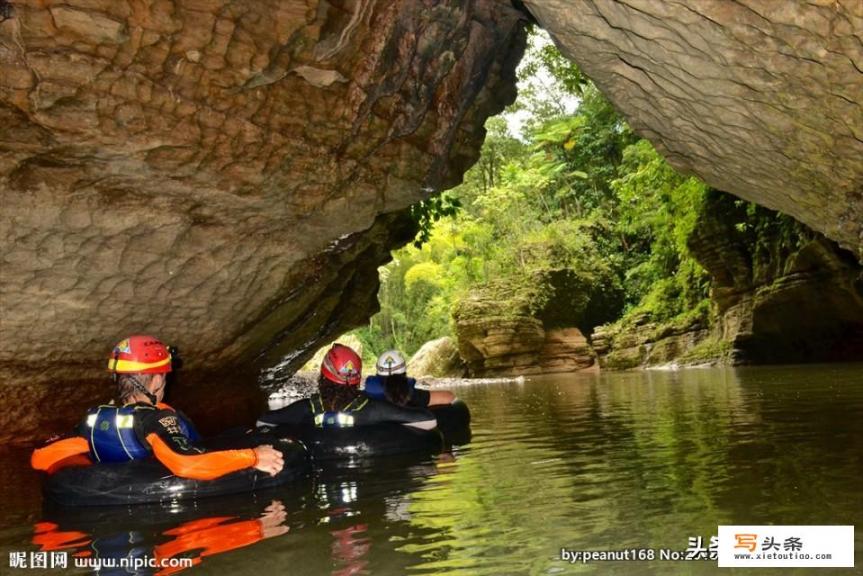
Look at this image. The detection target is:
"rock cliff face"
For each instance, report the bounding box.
[591,314,713,370]
[456,316,596,377]
[0,0,527,442]
[453,282,596,377]
[688,192,863,364]
[524,0,863,258]
[593,192,863,369]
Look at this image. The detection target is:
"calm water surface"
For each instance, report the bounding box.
[1,364,861,575]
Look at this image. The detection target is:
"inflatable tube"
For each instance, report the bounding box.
[266,400,472,461]
[431,400,471,445]
[43,434,309,507]
[271,423,443,461]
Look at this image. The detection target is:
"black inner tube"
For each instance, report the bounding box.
[44,435,310,507]
[42,401,472,507]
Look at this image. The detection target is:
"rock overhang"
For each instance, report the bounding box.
[2,0,863,442]
[0,0,527,442]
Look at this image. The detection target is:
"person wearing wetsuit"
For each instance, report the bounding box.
[363,350,455,408]
[32,335,284,480]
[256,344,436,430]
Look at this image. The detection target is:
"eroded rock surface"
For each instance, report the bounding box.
[591,314,713,370]
[593,191,863,369]
[454,286,596,377]
[688,192,863,364]
[0,0,527,442]
[525,0,863,257]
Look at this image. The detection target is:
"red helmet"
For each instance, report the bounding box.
[320,344,362,386]
[108,335,172,374]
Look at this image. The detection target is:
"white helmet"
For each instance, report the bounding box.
[376,350,406,375]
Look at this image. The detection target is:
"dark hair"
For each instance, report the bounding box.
[318,376,361,411]
[382,374,411,406]
[116,373,156,404]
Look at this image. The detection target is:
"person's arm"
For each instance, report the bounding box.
[141,411,282,480]
[31,437,89,472]
[360,399,437,430]
[409,378,455,407]
[427,390,455,406]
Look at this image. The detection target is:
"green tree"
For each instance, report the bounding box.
[354,29,717,359]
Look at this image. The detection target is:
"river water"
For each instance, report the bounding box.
[0,364,860,575]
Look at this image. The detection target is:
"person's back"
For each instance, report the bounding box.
[32,335,284,480]
[257,344,437,430]
[364,350,455,409]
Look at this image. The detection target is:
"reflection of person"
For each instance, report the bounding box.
[32,499,289,575]
[330,524,370,576]
[153,500,288,575]
[257,344,437,430]
[31,335,283,479]
[363,350,455,408]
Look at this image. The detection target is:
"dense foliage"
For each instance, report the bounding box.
[354,30,712,358]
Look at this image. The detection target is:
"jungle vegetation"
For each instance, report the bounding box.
[353,30,724,358]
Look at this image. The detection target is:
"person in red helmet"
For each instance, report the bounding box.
[256,343,437,430]
[32,335,284,480]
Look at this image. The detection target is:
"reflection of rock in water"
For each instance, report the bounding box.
[422,375,526,390]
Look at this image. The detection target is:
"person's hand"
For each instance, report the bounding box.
[259,500,289,538]
[253,444,284,476]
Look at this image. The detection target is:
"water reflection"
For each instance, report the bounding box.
[5,365,861,575]
[29,452,457,575]
[399,366,862,575]
[34,493,296,575]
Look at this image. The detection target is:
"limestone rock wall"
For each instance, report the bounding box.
[525,0,863,258]
[591,314,713,370]
[593,191,863,369]
[454,285,597,377]
[687,192,863,364]
[456,316,596,377]
[0,0,527,442]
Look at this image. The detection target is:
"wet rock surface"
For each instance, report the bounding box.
[591,314,714,370]
[525,0,863,258]
[0,0,527,442]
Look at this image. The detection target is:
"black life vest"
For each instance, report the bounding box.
[309,394,368,428]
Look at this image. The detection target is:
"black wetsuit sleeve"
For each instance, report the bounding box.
[256,399,314,428]
[353,398,435,426]
[136,409,205,455]
[408,388,431,408]
[173,408,201,439]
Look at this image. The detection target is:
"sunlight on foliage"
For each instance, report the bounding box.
[351,27,773,360]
